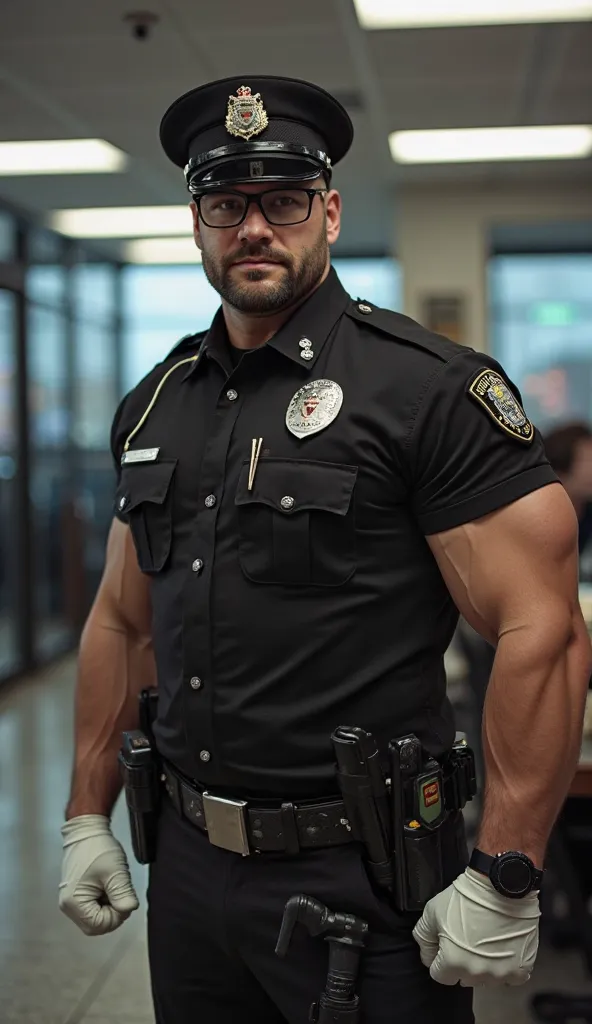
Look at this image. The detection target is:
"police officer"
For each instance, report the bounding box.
[59,76,592,1024]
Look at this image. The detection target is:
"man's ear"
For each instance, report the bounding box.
[325,189,342,246]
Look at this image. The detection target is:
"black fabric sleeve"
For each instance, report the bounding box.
[405,350,559,535]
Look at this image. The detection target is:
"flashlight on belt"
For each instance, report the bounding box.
[332,725,393,891]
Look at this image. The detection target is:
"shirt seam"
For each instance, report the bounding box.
[402,350,474,454]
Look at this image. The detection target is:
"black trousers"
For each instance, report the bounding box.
[148,798,475,1024]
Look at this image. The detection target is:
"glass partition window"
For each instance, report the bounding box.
[25,228,67,308]
[73,321,117,450]
[72,263,116,322]
[490,255,592,431]
[0,213,16,263]
[121,258,401,391]
[28,305,74,660]
[0,291,19,674]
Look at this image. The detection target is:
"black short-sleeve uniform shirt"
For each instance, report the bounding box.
[111,268,557,797]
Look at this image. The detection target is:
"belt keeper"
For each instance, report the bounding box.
[280,802,300,855]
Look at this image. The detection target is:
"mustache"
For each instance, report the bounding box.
[224,247,292,270]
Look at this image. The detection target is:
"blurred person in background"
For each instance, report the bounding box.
[544,422,592,559]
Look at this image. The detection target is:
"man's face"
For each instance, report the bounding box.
[569,438,592,501]
[189,176,341,315]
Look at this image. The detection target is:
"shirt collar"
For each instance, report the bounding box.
[265,267,350,370]
[182,266,349,381]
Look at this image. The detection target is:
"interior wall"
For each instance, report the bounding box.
[397,181,592,353]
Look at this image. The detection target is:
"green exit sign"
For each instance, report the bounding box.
[530,301,578,326]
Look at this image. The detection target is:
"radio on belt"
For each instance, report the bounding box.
[389,735,446,913]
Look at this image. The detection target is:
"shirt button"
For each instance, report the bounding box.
[118,496,127,511]
[226,389,238,401]
[358,303,372,314]
[200,750,211,763]
[280,495,295,511]
[192,558,204,574]
[190,677,202,690]
[205,494,217,508]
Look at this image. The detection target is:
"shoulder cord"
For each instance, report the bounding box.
[123,355,200,453]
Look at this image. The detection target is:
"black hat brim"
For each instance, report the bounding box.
[159,75,353,172]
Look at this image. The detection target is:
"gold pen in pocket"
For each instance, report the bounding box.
[248,437,263,491]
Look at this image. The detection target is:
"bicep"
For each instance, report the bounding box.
[427,483,580,647]
[89,518,153,640]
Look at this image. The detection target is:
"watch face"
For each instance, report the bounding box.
[496,855,532,895]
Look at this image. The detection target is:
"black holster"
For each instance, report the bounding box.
[332,727,476,914]
[119,726,161,864]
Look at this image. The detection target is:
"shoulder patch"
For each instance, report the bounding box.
[467,368,534,444]
[346,301,465,364]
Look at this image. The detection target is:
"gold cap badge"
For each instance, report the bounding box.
[225,86,269,141]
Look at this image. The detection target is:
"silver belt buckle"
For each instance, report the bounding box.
[202,792,250,856]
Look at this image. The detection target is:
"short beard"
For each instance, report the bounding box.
[200,222,329,315]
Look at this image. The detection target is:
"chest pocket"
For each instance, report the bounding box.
[115,460,177,574]
[235,459,358,586]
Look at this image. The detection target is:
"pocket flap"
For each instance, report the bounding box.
[235,459,357,516]
[116,460,177,514]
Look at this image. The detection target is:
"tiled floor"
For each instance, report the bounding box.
[1,656,592,1023]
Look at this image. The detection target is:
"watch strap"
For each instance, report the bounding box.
[469,847,544,891]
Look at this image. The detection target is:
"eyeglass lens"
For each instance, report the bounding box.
[199,189,319,227]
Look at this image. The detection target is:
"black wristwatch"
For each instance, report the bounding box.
[469,848,543,898]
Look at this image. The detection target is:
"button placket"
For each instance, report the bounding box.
[182,364,243,777]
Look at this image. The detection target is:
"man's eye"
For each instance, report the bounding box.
[273,195,296,207]
[216,199,241,212]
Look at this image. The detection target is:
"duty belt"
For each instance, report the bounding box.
[161,760,355,856]
[161,755,470,858]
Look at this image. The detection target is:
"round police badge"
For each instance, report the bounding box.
[468,368,534,443]
[286,380,343,439]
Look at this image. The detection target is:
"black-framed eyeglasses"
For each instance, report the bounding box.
[193,187,328,229]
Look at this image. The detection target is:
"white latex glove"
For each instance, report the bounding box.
[59,814,139,936]
[412,867,540,987]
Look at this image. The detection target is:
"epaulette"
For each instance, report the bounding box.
[346,300,468,364]
[165,331,207,359]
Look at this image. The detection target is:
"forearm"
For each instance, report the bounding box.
[478,612,592,866]
[66,609,156,820]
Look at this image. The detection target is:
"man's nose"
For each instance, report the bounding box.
[237,202,274,244]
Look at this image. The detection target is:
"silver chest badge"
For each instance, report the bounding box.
[286,380,343,439]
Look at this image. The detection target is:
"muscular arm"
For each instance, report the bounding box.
[427,483,592,867]
[66,519,156,820]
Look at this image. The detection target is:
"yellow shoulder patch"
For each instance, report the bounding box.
[468,368,534,444]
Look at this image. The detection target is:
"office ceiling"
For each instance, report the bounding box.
[0,0,591,258]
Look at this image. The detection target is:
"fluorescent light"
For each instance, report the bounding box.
[0,139,127,175]
[125,237,202,264]
[389,125,592,163]
[354,0,592,28]
[50,206,191,238]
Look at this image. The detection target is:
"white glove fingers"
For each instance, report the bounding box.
[87,902,130,936]
[428,951,457,986]
[103,870,140,914]
[412,910,440,968]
